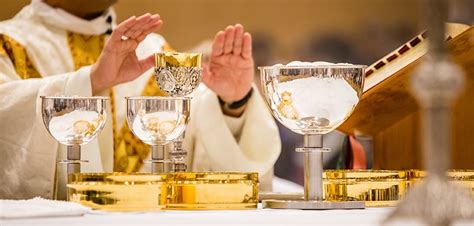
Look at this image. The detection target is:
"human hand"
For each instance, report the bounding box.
[203,24,254,103]
[90,14,162,94]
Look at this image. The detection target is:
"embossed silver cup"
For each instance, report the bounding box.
[259,63,366,209]
[155,52,202,97]
[126,97,191,173]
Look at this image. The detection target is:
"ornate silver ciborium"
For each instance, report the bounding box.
[41,96,108,199]
[126,97,191,173]
[259,62,366,209]
[148,52,202,172]
[155,52,202,97]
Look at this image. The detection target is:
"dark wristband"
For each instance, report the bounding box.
[218,88,253,109]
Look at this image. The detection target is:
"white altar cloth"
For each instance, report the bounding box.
[1,206,473,226]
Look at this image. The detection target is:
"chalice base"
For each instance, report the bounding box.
[262,199,364,210]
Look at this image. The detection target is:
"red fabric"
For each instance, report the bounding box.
[349,135,367,169]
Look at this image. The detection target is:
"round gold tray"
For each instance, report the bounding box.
[67,172,258,211]
[68,173,166,211]
[164,172,258,210]
[323,170,408,207]
[321,169,474,207]
[262,170,473,208]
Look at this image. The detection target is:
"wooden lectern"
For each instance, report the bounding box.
[339,24,474,170]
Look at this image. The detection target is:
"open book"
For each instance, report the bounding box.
[339,23,473,136]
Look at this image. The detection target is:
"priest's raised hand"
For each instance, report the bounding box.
[204,24,255,113]
[90,14,162,95]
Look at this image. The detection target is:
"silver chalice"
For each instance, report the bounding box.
[41,96,108,175]
[259,62,366,209]
[126,97,191,173]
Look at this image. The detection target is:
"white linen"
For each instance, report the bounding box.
[0,197,91,219]
[1,206,473,226]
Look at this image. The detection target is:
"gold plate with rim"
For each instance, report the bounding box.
[262,170,473,208]
[68,173,166,211]
[67,172,258,211]
[164,172,259,210]
[323,170,408,207]
[407,169,474,193]
[67,170,472,211]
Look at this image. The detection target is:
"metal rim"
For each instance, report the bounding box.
[154,52,202,57]
[40,96,109,100]
[125,96,192,100]
[262,199,365,209]
[258,64,367,70]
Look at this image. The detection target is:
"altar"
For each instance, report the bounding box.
[1,207,473,226]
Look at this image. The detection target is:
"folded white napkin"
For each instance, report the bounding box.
[0,197,91,219]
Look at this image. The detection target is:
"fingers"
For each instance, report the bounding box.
[110,14,162,43]
[125,13,152,39]
[211,24,251,58]
[136,17,163,42]
[233,24,244,55]
[110,16,137,42]
[138,54,156,74]
[223,26,235,54]
[211,31,225,56]
[128,14,161,40]
[242,32,252,59]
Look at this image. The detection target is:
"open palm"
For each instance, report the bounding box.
[204,24,254,103]
[91,14,162,94]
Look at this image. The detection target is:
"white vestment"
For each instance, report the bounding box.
[0,1,281,199]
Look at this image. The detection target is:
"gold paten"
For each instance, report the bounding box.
[68,172,258,211]
[165,172,259,210]
[263,169,473,208]
[68,173,166,211]
[407,169,474,195]
[323,170,408,207]
[449,170,474,195]
[323,169,474,207]
[67,170,472,211]
[155,52,202,67]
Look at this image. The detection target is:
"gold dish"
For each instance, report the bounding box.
[67,172,258,211]
[67,170,472,211]
[321,169,474,207]
[448,170,474,195]
[323,170,408,207]
[407,169,474,195]
[68,173,166,211]
[165,172,259,210]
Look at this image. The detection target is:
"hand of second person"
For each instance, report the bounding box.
[90,14,163,95]
[204,24,254,103]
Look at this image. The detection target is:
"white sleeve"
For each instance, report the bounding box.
[188,85,281,185]
[0,55,93,199]
[223,114,245,141]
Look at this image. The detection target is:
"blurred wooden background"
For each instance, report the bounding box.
[0,0,423,63]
